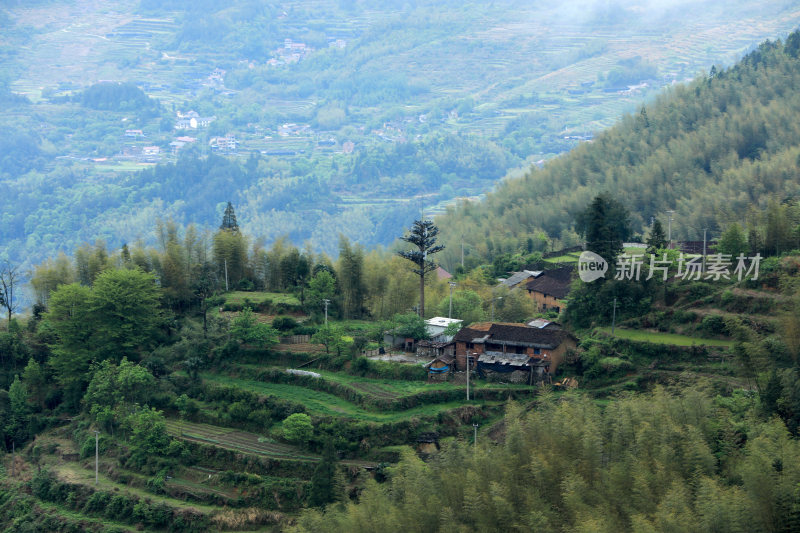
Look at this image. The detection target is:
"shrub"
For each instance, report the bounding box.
[282,413,314,446]
[228,400,251,422]
[686,282,714,300]
[146,469,168,494]
[293,325,318,336]
[105,494,135,519]
[79,434,111,459]
[272,316,299,332]
[83,491,110,513]
[701,314,728,336]
[30,469,55,500]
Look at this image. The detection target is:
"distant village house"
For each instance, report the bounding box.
[453,322,577,383]
[525,265,574,313]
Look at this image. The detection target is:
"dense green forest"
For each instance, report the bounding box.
[436,36,800,268]
[292,387,800,532]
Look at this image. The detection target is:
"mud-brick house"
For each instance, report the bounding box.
[453,322,577,383]
[525,265,574,313]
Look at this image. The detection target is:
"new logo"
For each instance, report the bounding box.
[578,251,608,282]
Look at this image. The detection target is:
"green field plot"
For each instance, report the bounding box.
[34,501,138,533]
[200,373,493,422]
[597,327,735,348]
[623,246,648,255]
[165,419,319,461]
[166,419,373,467]
[223,291,301,306]
[53,462,221,513]
[545,252,581,263]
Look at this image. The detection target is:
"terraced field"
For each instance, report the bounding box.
[597,327,735,349]
[166,420,319,461]
[201,373,499,422]
[236,364,534,400]
[166,420,374,467]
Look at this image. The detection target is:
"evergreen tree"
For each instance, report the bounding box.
[219,201,239,231]
[716,222,748,257]
[646,219,667,254]
[397,220,444,318]
[309,439,339,507]
[575,194,630,267]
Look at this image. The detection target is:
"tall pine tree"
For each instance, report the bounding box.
[398,220,444,318]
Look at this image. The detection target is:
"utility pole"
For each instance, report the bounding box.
[473,423,479,447]
[491,296,502,322]
[666,210,675,249]
[95,430,99,485]
[224,259,229,291]
[448,281,456,318]
[611,297,618,335]
[323,299,330,326]
[702,228,708,275]
[466,353,472,401]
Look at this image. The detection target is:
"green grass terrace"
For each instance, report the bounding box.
[597,327,735,349]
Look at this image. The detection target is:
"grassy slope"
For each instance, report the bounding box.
[596,327,735,348]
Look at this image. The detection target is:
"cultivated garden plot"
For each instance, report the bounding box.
[165,420,375,468]
[165,420,319,462]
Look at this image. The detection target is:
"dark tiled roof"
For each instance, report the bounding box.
[525,265,574,299]
[453,322,572,349]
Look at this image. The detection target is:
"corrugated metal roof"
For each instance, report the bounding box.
[425,317,463,328]
[500,270,543,288]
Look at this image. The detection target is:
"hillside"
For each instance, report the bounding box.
[4,245,800,531]
[435,34,800,270]
[2,0,800,277]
